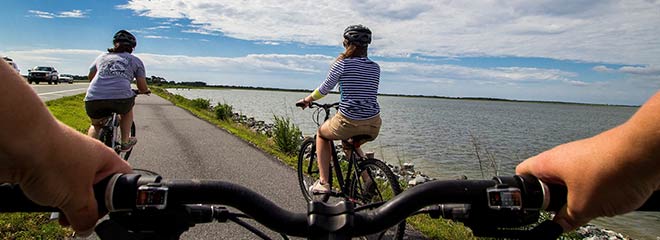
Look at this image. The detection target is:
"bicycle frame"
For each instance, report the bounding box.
[307,136,362,200]
[305,103,374,201]
[98,112,136,160]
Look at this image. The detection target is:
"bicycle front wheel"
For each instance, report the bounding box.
[297,136,318,202]
[353,159,405,240]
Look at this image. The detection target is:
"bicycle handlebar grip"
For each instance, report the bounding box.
[295,101,306,107]
[0,176,112,213]
[0,183,57,212]
[638,191,660,211]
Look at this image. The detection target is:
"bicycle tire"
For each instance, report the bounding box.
[297,137,318,202]
[353,159,405,240]
[98,126,113,149]
[119,122,136,160]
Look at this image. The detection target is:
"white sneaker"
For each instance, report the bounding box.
[309,180,330,194]
[121,137,137,152]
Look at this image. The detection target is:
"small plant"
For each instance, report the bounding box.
[214,103,233,121]
[191,98,211,110]
[272,115,302,155]
[468,131,500,178]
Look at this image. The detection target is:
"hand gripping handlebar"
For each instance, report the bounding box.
[1,173,658,240]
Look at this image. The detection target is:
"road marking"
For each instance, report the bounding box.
[37,88,87,96]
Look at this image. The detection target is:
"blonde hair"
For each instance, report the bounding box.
[337,39,367,61]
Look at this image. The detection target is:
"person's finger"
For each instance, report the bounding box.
[93,156,132,183]
[60,187,99,232]
[553,204,589,232]
[89,140,132,183]
[515,152,564,185]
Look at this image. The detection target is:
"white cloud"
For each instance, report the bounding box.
[58,10,87,18]
[593,65,614,72]
[8,48,657,104]
[28,10,55,19]
[619,65,660,76]
[594,65,660,76]
[379,62,577,84]
[117,0,660,65]
[28,9,89,19]
[143,35,190,41]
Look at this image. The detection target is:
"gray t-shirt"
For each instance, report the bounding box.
[85,52,146,101]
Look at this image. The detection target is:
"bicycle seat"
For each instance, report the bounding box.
[344,135,372,148]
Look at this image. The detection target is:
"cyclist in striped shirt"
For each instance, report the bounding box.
[297,25,382,194]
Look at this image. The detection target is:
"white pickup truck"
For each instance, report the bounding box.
[28,66,60,85]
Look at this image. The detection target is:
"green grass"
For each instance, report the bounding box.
[0,95,87,239]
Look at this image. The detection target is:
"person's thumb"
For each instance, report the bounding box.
[60,187,99,232]
[553,204,588,232]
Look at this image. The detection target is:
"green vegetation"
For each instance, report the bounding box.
[272,116,302,155]
[0,213,72,239]
[0,95,87,239]
[214,103,234,121]
[191,98,211,110]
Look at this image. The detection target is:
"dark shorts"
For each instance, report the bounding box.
[85,97,135,119]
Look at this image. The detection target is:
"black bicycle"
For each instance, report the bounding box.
[98,111,136,160]
[296,101,405,240]
[97,90,148,160]
[2,172,659,240]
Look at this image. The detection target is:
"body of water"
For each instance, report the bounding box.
[167,88,657,239]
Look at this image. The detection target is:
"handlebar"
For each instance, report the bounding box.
[295,101,339,109]
[1,173,659,240]
[133,89,151,95]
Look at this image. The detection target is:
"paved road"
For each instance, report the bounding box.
[30,82,89,101]
[127,94,308,239]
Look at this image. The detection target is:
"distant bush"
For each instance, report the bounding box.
[214,103,234,121]
[272,115,302,155]
[191,98,211,110]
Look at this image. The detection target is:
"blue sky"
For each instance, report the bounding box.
[2,0,659,105]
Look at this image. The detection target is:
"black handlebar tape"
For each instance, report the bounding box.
[116,179,311,237]
[295,101,306,107]
[0,183,57,212]
[544,184,660,212]
[0,176,112,213]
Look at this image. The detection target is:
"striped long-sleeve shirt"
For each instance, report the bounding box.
[316,57,380,120]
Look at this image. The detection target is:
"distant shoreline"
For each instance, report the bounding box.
[161,82,640,108]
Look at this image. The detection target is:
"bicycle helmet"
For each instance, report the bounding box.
[113,30,137,48]
[343,24,372,47]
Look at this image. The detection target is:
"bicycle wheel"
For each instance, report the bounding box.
[297,137,319,202]
[120,122,136,161]
[98,126,113,149]
[353,159,405,240]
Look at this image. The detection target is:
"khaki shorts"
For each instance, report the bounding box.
[323,112,382,142]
